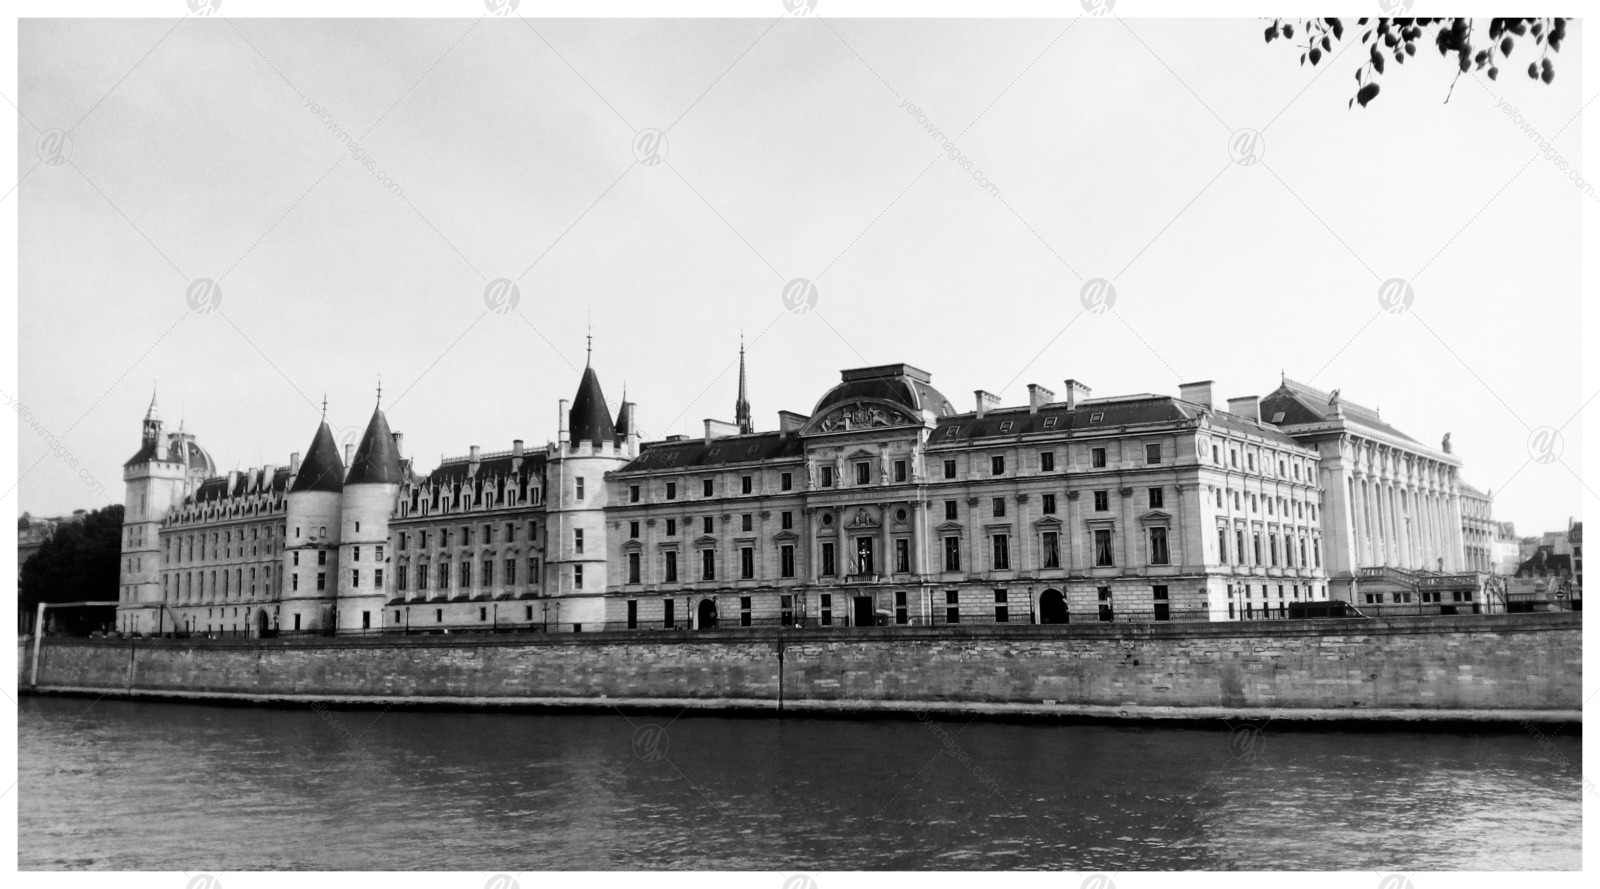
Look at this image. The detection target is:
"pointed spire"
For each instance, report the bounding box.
[568,338,616,447]
[290,420,346,493]
[586,312,593,368]
[345,405,402,486]
[735,334,753,434]
[145,385,160,422]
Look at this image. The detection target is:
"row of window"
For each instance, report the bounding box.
[1207,440,1317,482]
[1213,487,1320,521]
[395,557,543,592]
[164,524,283,564]
[1216,527,1322,568]
[396,521,539,551]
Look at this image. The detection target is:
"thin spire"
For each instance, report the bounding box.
[735,333,752,434]
[376,374,383,408]
[321,393,328,421]
[586,310,593,367]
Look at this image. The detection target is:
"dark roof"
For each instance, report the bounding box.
[813,364,956,419]
[188,467,293,504]
[290,422,345,494]
[569,367,616,447]
[614,399,631,441]
[930,396,1303,447]
[123,441,161,467]
[345,407,403,485]
[1261,379,1420,444]
[1515,546,1573,578]
[621,432,806,472]
[416,451,546,487]
[123,434,215,472]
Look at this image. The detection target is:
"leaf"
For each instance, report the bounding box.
[1309,48,1321,65]
[1541,67,1553,84]
[1373,52,1384,75]
[1501,37,1513,57]
[1265,25,1277,43]
[1284,24,1295,38]
[1528,62,1539,79]
[1330,18,1344,39]
[1405,41,1416,56]
[1356,82,1380,107]
[1488,66,1499,80]
[1300,52,1306,65]
[1322,36,1331,51]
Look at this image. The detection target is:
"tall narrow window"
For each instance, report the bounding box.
[628,552,641,584]
[992,534,1010,570]
[1149,527,1170,565]
[822,542,836,576]
[1042,531,1061,569]
[1094,529,1115,567]
[944,537,961,572]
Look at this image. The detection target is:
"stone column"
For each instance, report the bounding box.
[1066,490,1082,574]
[1119,486,1137,570]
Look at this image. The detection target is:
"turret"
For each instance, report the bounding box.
[282,414,345,633]
[116,387,188,634]
[336,402,403,633]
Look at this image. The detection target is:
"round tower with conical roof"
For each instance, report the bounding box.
[282,413,345,633]
[544,342,635,631]
[336,401,403,633]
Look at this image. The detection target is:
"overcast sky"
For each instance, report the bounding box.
[16,15,1585,536]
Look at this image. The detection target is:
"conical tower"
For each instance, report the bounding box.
[337,397,403,633]
[282,410,345,633]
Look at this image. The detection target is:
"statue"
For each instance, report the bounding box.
[1441,432,1452,454]
[805,459,817,490]
[878,449,891,483]
[833,453,845,486]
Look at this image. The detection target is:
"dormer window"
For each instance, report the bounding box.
[1089,412,1105,423]
[999,420,1013,433]
[1042,416,1058,429]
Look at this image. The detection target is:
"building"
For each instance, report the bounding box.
[128,351,1556,635]
[1491,521,1522,575]
[601,368,1329,629]
[17,509,87,576]
[1259,379,1480,612]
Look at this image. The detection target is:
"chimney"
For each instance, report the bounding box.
[262,463,276,487]
[1179,381,1214,410]
[512,439,524,457]
[704,418,740,445]
[1228,396,1261,422]
[778,410,808,438]
[558,398,570,446]
[392,431,404,456]
[974,390,1000,419]
[344,443,354,466]
[1027,383,1055,414]
[1062,379,1092,410]
[245,467,258,491]
[226,470,238,491]
[290,451,301,475]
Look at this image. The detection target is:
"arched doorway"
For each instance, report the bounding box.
[1039,589,1069,624]
[697,598,718,630]
[255,609,271,638]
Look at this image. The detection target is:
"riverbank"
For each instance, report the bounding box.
[19,612,1582,725]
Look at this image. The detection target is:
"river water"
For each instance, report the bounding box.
[18,696,1580,871]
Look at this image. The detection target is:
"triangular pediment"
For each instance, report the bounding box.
[1139,509,1174,525]
[694,534,719,546]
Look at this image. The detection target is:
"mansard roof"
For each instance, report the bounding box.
[621,432,805,472]
[345,407,403,486]
[415,450,546,487]
[812,364,956,419]
[930,395,1304,448]
[188,467,293,504]
[289,422,345,494]
[569,367,616,447]
[1261,378,1420,445]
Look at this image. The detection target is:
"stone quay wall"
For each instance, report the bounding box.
[19,613,1581,723]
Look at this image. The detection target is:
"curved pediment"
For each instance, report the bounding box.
[802,399,919,436]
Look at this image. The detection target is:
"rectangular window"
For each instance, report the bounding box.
[1094,529,1115,567]
[1153,584,1170,621]
[855,462,870,485]
[1149,487,1164,509]
[398,567,408,591]
[894,460,907,482]
[991,455,1005,475]
[461,561,472,588]
[664,598,675,629]
[993,497,1006,518]
[781,511,793,530]
[854,537,875,575]
[943,459,956,479]
[665,551,678,583]
[741,547,754,579]
[629,521,640,539]
[701,549,716,581]
[1041,493,1056,514]
[945,590,960,624]
[894,591,908,625]
[1146,443,1161,464]
[628,552,641,584]
[821,466,834,488]
[576,478,585,499]
[992,534,1010,570]
[742,514,753,532]
[703,478,714,497]
[1237,530,1246,566]
[994,588,1009,623]
[630,485,641,503]
[1097,586,1113,622]
[627,600,638,630]
[1092,447,1107,468]
[573,564,583,589]
[739,596,752,627]
[1042,531,1060,569]
[944,537,961,572]
[945,500,958,521]
[741,475,753,495]
[895,539,910,573]
[781,472,792,491]
[574,529,584,554]
[821,593,832,626]
[1253,533,1262,565]
[352,545,361,562]
[351,569,360,588]
[667,518,677,537]
[1094,490,1109,512]
[316,572,326,591]
[666,481,677,500]
[1149,527,1170,565]
[505,559,515,585]
[780,545,795,578]
[1040,451,1055,472]
[822,542,836,576]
